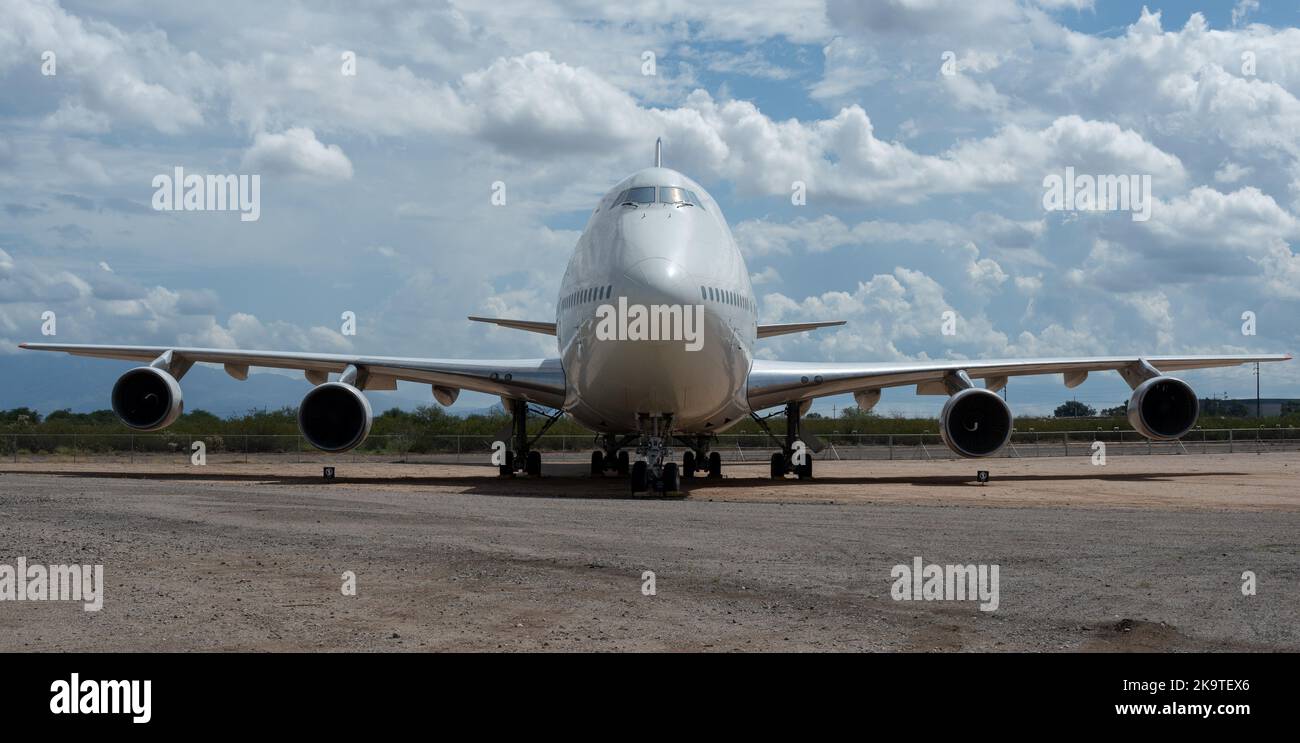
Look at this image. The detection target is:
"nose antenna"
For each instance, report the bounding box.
[655,137,662,168]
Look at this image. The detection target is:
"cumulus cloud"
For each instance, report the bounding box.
[1,1,1296,403]
[0,0,210,133]
[734,213,1046,257]
[240,128,353,180]
[0,249,345,354]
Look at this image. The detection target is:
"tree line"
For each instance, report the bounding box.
[2,402,1296,438]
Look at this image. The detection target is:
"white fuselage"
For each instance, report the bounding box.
[556,167,755,434]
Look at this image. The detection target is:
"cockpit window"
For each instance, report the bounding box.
[619,187,655,205]
[660,186,702,206]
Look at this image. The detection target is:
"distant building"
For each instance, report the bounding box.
[1203,398,1297,417]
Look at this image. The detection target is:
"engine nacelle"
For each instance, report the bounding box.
[940,387,1013,458]
[297,381,373,453]
[1127,376,1198,440]
[111,366,184,431]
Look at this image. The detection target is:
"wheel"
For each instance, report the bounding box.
[590,450,604,475]
[617,450,630,476]
[707,451,722,479]
[525,450,542,476]
[769,451,785,479]
[682,451,696,478]
[663,462,680,492]
[499,450,515,477]
[796,453,813,480]
[630,461,648,493]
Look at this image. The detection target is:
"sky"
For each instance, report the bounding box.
[1,0,1298,417]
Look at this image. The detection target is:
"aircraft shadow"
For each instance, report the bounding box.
[4,464,1246,502]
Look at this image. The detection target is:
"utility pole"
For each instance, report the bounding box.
[1256,362,1261,418]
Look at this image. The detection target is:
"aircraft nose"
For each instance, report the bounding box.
[623,257,696,307]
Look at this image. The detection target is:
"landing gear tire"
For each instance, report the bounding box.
[662,462,681,492]
[707,451,722,479]
[770,452,785,479]
[682,451,696,479]
[499,450,515,477]
[590,450,604,475]
[796,454,813,480]
[617,450,630,476]
[525,450,542,477]
[630,461,648,493]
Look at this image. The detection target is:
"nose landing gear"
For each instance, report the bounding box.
[631,414,681,495]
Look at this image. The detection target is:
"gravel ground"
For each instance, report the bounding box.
[0,453,1296,652]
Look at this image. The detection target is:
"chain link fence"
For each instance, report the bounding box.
[1,428,1297,464]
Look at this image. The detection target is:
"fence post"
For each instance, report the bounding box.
[1229,429,1233,454]
[129,435,134,464]
[73,433,77,464]
[888,435,893,460]
[1063,431,1068,457]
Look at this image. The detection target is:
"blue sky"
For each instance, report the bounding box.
[1,0,1298,417]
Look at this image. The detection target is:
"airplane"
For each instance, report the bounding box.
[21,139,1293,493]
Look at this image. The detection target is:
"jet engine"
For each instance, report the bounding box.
[1127,376,1198,440]
[940,387,1013,458]
[112,366,184,431]
[297,381,373,452]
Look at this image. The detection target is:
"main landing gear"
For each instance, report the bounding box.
[751,402,814,480]
[676,434,722,480]
[591,434,634,476]
[498,400,562,478]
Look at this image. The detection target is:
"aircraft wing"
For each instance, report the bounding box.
[18,343,567,408]
[746,353,1293,412]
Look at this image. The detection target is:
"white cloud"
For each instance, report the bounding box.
[1214,161,1252,184]
[0,0,210,134]
[1233,0,1260,27]
[749,266,781,286]
[240,128,353,181]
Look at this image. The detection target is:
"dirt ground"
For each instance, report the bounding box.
[0,452,1296,651]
